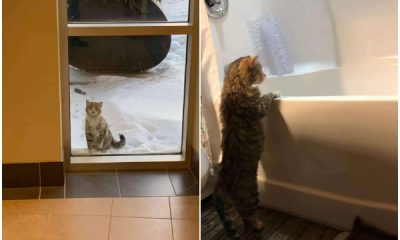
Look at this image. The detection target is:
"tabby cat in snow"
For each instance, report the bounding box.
[85,100,126,151]
[215,56,280,239]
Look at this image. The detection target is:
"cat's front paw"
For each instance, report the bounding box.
[271,91,281,99]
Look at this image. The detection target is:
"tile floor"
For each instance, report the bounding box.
[3,169,199,200]
[3,196,199,240]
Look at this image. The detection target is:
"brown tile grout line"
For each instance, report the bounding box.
[67,172,116,175]
[64,172,67,199]
[166,169,177,197]
[3,193,199,201]
[115,170,122,198]
[107,199,114,240]
[40,199,55,238]
[111,215,175,220]
[38,163,42,199]
[188,167,199,184]
[30,212,194,221]
[169,196,175,240]
[43,198,179,220]
[2,198,192,221]
[57,196,175,199]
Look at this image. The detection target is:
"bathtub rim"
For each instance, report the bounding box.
[274,95,397,101]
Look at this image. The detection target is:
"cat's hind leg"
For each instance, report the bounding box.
[234,184,263,233]
[214,184,241,240]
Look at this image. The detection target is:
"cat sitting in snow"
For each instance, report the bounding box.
[85,100,126,151]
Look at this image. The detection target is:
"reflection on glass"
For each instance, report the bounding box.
[69,35,187,156]
[68,35,171,72]
[67,0,189,23]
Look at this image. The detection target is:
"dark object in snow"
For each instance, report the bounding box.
[74,88,87,95]
[67,0,171,73]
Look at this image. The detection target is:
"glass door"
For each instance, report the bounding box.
[58,0,198,169]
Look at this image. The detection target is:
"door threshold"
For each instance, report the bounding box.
[71,154,185,164]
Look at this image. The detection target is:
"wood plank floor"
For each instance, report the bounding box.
[201,196,341,240]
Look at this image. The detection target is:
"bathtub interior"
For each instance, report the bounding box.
[259,65,397,97]
[208,0,397,97]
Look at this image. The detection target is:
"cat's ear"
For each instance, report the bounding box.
[250,55,259,68]
[86,100,90,105]
[98,102,103,108]
[239,56,252,75]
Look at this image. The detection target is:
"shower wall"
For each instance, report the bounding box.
[208,0,397,96]
[209,0,337,82]
[329,0,397,68]
[327,0,397,95]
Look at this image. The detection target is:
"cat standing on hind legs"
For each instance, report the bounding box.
[85,100,126,152]
[214,56,280,239]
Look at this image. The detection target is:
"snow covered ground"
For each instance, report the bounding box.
[70,1,188,156]
[162,0,190,22]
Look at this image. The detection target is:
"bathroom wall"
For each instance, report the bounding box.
[3,0,63,163]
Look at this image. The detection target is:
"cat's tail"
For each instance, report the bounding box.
[111,134,126,149]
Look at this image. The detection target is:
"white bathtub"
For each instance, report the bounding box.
[258,95,397,234]
[204,0,398,234]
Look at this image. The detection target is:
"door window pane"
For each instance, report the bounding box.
[69,35,187,156]
[67,0,190,23]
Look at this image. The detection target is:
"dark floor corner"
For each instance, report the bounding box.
[201,196,341,240]
[168,169,199,196]
[3,168,199,200]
